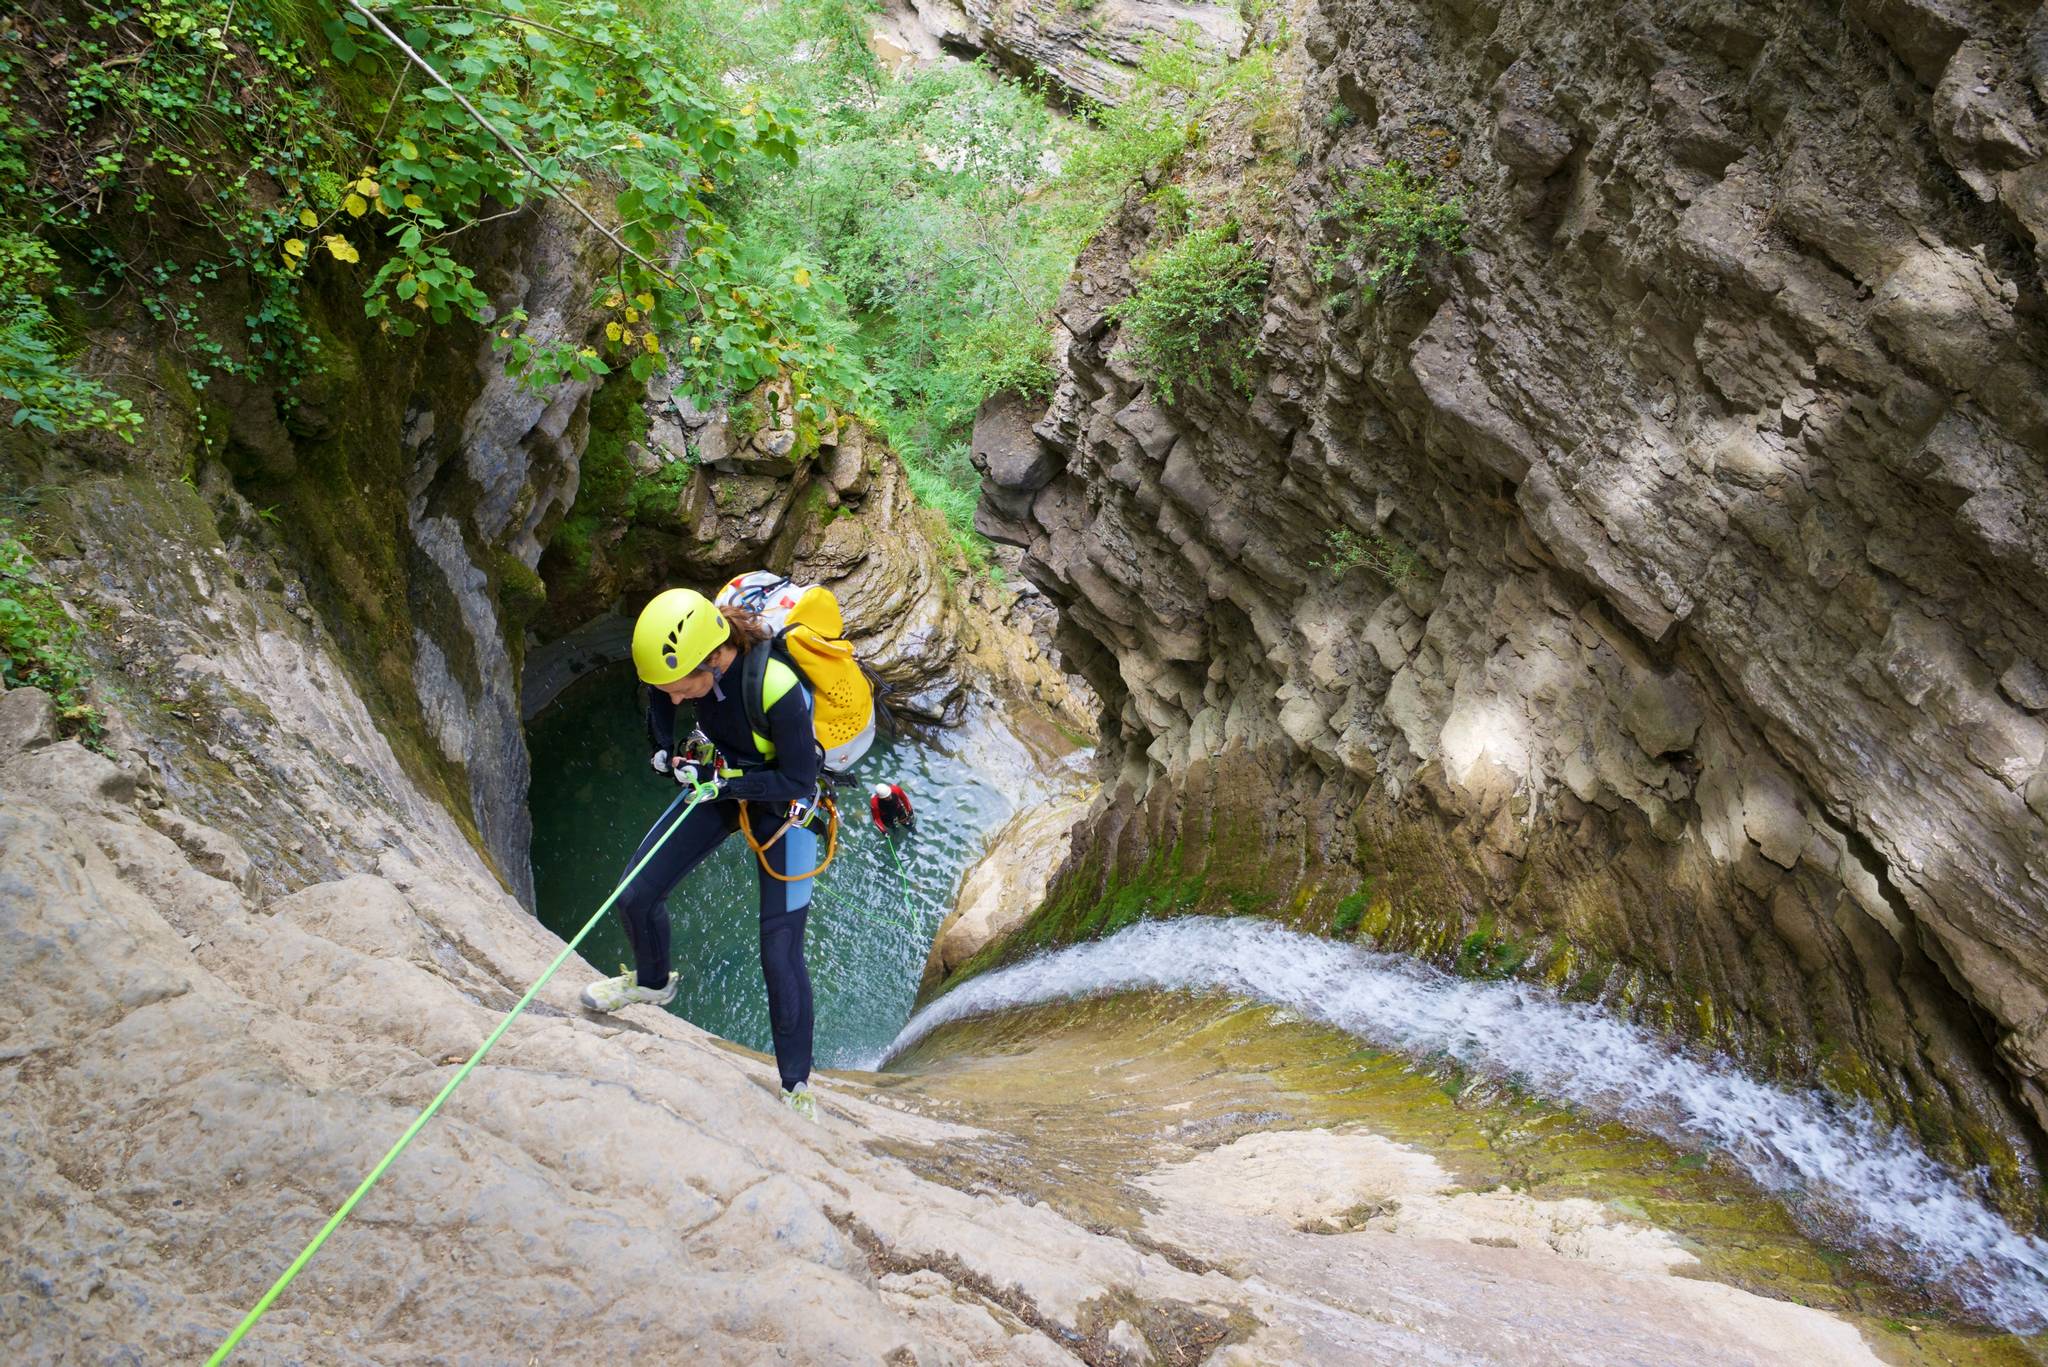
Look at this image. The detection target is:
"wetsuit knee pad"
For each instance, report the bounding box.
[761,822,817,915]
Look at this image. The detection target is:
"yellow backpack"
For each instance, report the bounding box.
[714,572,877,774]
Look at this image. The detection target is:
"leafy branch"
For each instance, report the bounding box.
[1312,162,1468,303]
[2,0,866,439]
[1311,527,1414,583]
[1107,221,1268,405]
[337,0,676,287]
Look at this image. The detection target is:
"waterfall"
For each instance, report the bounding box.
[870,916,2048,1334]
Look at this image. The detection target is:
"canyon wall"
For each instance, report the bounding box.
[15,190,1076,910]
[980,0,2048,1214]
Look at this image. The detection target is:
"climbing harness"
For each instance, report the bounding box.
[206,780,723,1366]
[737,791,841,882]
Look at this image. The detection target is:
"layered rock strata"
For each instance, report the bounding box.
[888,0,1247,105]
[982,0,2048,1213]
[524,370,1093,729]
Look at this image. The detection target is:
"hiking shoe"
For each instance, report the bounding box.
[579,970,678,1013]
[782,1081,820,1123]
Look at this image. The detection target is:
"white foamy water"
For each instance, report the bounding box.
[868,916,2048,1334]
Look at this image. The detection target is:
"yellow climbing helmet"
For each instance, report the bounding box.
[631,588,731,686]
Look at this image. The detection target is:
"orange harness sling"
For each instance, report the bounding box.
[737,793,841,883]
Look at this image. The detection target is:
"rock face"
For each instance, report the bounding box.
[401,203,614,907]
[22,188,1084,910]
[922,787,1096,992]
[14,199,618,909]
[0,588,1905,1366]
[526,374,1094,732]
[891,0,1246,105]
[985,0,2048,1210]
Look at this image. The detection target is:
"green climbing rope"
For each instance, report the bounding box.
[207,781,720,1366]
[880,828,914,905]
[810,823,918,936]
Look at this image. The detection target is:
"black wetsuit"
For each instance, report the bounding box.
[613,643,822,1090]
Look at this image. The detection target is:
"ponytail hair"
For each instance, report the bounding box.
[719,604,773,655]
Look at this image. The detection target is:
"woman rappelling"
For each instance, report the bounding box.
[578,586,827,1121]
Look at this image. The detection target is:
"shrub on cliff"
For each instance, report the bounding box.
[1312,528,1415,583]
[0,523,99,741]
[0,234,139,441]
[1314,162,1469,302]
[1108,222,1268,405]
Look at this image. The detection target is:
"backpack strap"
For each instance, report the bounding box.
[740,640,804,759]
[739,641,773,750]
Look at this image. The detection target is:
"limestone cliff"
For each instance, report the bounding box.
[0,474,1908,1365]
[522,369,1089,730]
[980,0,2048,1214]
[13,185,1079,913]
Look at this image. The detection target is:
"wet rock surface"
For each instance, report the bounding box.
[922,786,1097,993]
[878,995,2026,1361]
[984,0,2048,1211]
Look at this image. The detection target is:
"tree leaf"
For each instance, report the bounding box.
[321,235,360,264]
[344,193,368,217]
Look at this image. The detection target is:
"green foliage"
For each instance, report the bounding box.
[719,39,1077,561]
[2,0,860,437]
[0,523,100,741]
[1055,31,1208,221]
[627,457,697,521]
[1107,222,1267,405]
[317,0,856,411]
[1053,25,1288,230]
[1311,527,1415,583]
[6,0,339,408]
[728,394,764,446]
[1314,162,1468,301]
[1333,889,1372,934]
[900,442,988,571]
[0,234,139,438]
[1144,183,1194,236]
